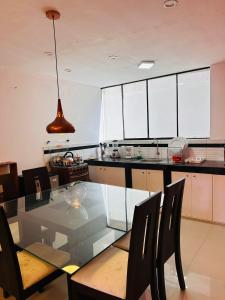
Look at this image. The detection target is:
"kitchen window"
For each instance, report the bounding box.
[123,81,148,139]
[148,75,177,138]
[99,86,123,141]
[100,68,210,141]
[178,69,210,138]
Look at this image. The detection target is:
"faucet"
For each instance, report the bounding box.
[152,139,160,157]
[99,143,107,158]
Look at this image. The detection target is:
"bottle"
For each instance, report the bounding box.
[136,145,143,160]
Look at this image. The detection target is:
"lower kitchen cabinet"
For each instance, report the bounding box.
[191,173,212,221]
[146,170,164,192]
[172,172,192,218]
[213,175,225,224]
[132,169,164,192]
[172,171,213,221]
[131,169,147,190]
[88,166,125,187]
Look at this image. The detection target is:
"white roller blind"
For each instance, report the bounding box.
[148,75,177,138]
[123,81,148,138]
[100,86,123,141]
[178,69,210,138]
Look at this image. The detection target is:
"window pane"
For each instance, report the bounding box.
[100,86,123,141]
[148,75,177,138]
[178,69,210,138]
[123,81,148,138]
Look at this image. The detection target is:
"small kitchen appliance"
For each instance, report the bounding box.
[110,140,120,159]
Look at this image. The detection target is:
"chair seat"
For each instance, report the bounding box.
[71,246,129,299]
[113,232,131,252]
[25,242,70,268]
[17,250,56,289]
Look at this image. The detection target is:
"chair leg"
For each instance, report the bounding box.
[67,275,94,300]
[157,264,166,300]
[3,290,10,298]
[38,287,45,293]
[150,270,159,300]
[175,248,186,290]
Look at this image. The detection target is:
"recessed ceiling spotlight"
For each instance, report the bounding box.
[108,55,118,60]
[44,51,53,56]
[138,61,155,70]
[164,0,178,8]
[64,68,72,72]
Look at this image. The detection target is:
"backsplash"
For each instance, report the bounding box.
[105,139,225,161]
[43,143,98,166]
[43,139,225,163]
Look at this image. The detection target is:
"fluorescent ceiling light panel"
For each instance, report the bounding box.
[138,61,155,69]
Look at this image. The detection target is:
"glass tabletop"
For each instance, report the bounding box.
[2,181,157,274]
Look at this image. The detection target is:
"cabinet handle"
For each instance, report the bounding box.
[141,171,145,174]
[99,167,102,170]
[186,175,189,178]
[193,175,196,178]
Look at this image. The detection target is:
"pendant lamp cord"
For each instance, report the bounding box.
[52,17,60,99]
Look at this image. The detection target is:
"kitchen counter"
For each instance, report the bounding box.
[86,157,225,175]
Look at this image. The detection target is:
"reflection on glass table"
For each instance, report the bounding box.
[3,181,162,274]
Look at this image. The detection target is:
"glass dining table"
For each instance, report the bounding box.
[2,181,158,275]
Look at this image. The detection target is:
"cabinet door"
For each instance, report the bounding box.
[146,170,164,192]
[191,173,212,221]
[88,166,103,183]
[172,172,192,217]
[50,175,59,189]
[213,175,225,224]
[132,169,147,190]
[104,167,125,187]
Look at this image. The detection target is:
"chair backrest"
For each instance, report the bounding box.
[0,174,18,202]
[0,206,23,297]
[126,192,161,299]
[22,167,51,195]
[157,178,185,264]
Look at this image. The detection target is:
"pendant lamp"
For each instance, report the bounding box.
[46,10,75,134]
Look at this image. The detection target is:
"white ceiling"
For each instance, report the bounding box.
[1,0,225,87]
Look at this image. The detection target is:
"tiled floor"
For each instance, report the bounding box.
[1,219,225,300]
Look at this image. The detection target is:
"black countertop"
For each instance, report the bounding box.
[86,158,225,175]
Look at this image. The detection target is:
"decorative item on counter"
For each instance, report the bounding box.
[123,146,134,159]
[49,151,83,167]
[74,153,82,163]
[136,146,143,160]
[63,151,75,166]
[168,137,188,163]
[184,157,206,164]
[99,143,107,158]
[110,140,120,159]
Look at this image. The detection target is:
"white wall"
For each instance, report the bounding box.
[0,68,101,173]
[210,61,225,139]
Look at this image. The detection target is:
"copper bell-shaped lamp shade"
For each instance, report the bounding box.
[46,10,75,134]
[46,99,75,133]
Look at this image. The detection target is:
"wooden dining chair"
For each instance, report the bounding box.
[22,167,51,196]
[68,192,162,300]
[114,179,186,300]
[0,206,63,300]
[157,178,186,300]
[0,174,18,202]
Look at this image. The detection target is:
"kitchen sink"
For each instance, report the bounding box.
[140,158,164,163]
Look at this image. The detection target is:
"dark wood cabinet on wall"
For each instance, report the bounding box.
[0,162,19,202]
[50,163,89,185]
